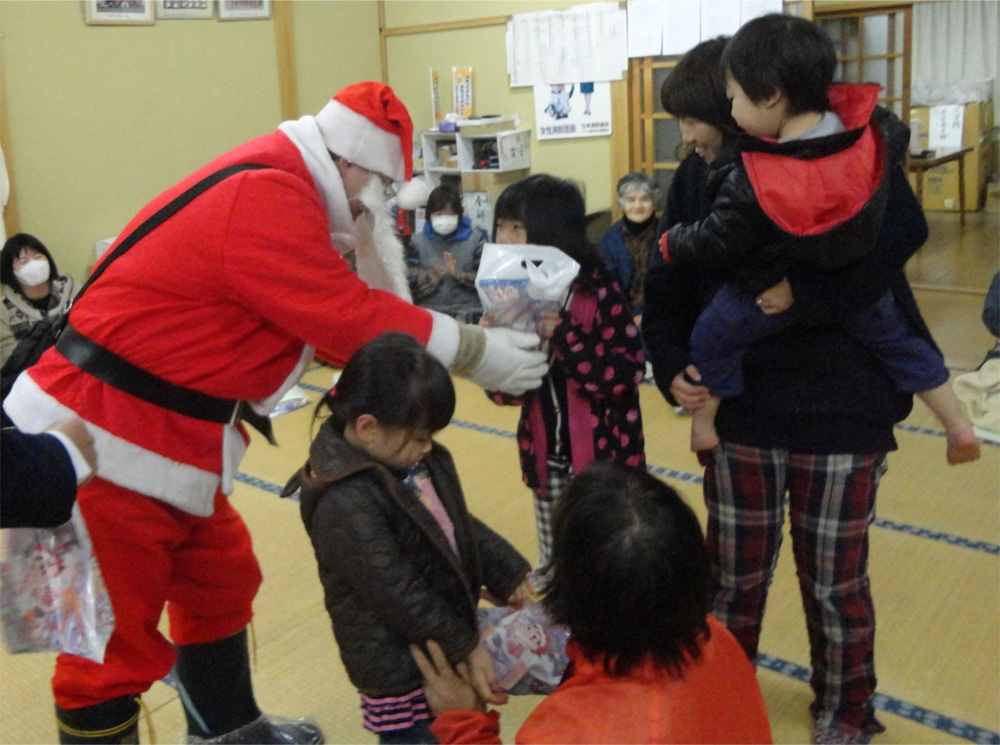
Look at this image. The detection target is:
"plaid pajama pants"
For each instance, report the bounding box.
[701,443,888,738]
[531,457,573,575]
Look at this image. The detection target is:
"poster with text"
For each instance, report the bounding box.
[533,81,611,140]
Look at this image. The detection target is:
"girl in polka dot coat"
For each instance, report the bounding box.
[486,175,647,576]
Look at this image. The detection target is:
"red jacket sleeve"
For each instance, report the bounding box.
[430,710,502,745]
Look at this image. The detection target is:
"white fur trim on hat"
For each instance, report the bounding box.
[315,99,405,182]
[396,179,431,210]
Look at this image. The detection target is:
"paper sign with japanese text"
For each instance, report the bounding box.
[453,67,473,119]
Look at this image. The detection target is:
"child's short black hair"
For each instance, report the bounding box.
[1,233,59,290]
[426,185,463,217]
[543,463,711,678]
[722,13,837,115]
[661,36,740,138]
[318,332,455,436]
[492,174,602,283]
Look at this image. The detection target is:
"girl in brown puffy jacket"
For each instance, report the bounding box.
[284,332,532,744]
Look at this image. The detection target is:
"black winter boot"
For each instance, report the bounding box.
[55,696,140,744]
[175,628,323,744]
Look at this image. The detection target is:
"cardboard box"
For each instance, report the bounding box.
[461,169,529,207]
[907,101,995,212]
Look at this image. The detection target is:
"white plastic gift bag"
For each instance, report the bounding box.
[0,505,115,663]
[476,243,580,337]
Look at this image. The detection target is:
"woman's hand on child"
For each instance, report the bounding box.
[411,641,486,715]
[670,365,710,412]
[467,643,510,706]
[507,576,535,608]
[756,277,795,315]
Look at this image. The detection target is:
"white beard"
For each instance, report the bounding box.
[353,176,412,302]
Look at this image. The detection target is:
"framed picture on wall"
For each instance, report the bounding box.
[155,0,213,20]
[217,0,271,21]
[83,0,156,25]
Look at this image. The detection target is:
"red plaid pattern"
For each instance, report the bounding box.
[701,443,887,737]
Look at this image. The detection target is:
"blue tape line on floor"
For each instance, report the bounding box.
[231,469,998,743]
[445,420,1000,556]
[265,404,1000,556]
[757,654,1000,744]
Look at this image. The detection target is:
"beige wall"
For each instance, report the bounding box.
[383,0,616,215]
[1,0,617,283]
[0,0,381,282]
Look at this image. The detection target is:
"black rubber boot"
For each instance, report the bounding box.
[55,696,140,744]
[175,628,323,744]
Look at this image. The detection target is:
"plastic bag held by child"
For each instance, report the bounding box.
[476,244,580,338]
[0,505,115,663]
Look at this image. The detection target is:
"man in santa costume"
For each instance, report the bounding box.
[3,81,547,744]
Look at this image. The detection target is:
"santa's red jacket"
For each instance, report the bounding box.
[4,128,434,517]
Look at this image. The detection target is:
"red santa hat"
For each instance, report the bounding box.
[315,81,414,183]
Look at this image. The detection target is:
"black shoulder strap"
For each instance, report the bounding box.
[56,162,277,443]
[76,162,270,303]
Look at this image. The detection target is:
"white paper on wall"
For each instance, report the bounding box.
[928,104,964,149]
[507,3,627,87]
[627,0,664,58]
[700,1,741,40]
[662,0,700,55]
[740,0,783,25]
[534,81,612,140]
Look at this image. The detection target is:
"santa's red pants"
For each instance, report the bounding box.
[53,478,262,709]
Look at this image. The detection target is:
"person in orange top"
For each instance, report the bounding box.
[412,462,773,744]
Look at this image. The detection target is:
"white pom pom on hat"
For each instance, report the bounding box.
[315,81,414,183]
[395,179,431,210]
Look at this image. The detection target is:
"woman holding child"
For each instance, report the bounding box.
[644,18,950,744]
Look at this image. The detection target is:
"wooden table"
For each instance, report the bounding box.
[908,146,974,226]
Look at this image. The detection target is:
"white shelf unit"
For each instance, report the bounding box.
[420,131,460,187]
[420,129,531,188]
[456,130,531,173]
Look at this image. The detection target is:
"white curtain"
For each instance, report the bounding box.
[913,0,1000,106]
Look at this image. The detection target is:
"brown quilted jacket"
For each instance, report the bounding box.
[286,420,530,696]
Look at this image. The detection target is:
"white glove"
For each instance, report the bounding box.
[468,327,549,395]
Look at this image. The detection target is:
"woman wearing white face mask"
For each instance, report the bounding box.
[408,185,488,323]
[1,233,76,366]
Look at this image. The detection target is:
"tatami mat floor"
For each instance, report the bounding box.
[1,206,998,744]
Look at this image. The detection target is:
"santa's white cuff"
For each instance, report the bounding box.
[47,430,93,485]
[425,310,460,368]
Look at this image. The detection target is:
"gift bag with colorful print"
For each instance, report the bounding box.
[0,506,114,663]
[478,602,570,695]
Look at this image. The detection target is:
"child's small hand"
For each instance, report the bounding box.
[443,251,459,277]
[478,314,495,328]
[466,643,509,706]
[756,277,795,315]
[507,576,535,608]
[431,261,448,280]
[538,310,561,340]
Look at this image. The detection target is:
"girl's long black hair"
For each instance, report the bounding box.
[314,332,455,436]
[492,174,603,292]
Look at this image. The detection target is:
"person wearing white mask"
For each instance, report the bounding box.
[409,185,488,323]
[1,233,76,366]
